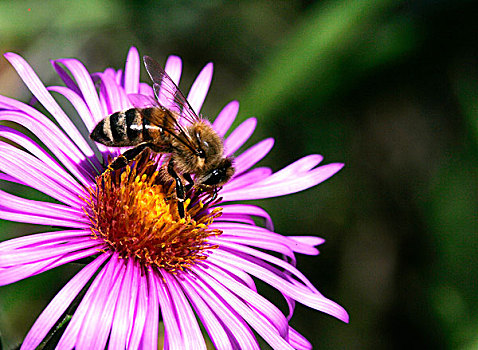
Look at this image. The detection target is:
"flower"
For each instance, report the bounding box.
[0,47,348,349]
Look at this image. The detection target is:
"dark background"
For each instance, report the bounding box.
[0,0,477,349]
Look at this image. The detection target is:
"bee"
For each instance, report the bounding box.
[90,56,235,218]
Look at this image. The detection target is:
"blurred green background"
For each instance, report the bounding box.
[0,0,477,349]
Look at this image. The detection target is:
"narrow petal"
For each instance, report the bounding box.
[0,143,85,206]
[289,327,312,350]
[219,204,274,231]
[128,269,149,349]
[0,230,89,251]
[181,279,234,350]
[213,100,239,137]
[164,55,182,85]
[183,274,260,350]
[223,167,273,192]
[201,263,289,338]
[233,138,274,176]
[56,255,113,349]
[141,269,160,350]
[209,250,349,323]
[0,188,87,223]
[124,47,140,94]
[221,163,344,202]
[224,117,257,156]
[161,271,207,350]
[192,266,295,350]
[0,108,95,186]
[93,72,131,114]
[77,255,126,350]
[155,271,183,349]
[4,53,99,166]
[53,58,105,129]
[20,254,110,350]
[187,62,213,114]
[0,244,102,286]
[109,258,135,349]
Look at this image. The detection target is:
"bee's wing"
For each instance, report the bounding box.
[143,56,201,126]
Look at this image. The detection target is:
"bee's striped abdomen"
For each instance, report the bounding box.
[91,109,144,147]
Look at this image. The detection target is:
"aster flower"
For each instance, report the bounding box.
[0,47,348,349]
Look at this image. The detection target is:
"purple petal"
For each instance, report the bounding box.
[139,82,154,97]
[289,327,312,350]
[4,53,99,166]
[0,108,95,186]
[92,72,131,114]
[201,263,289,338]
[183,273,260,350]
[0,230,89,251]
[219,204,274,231]
[187,62,213,115]
[127,265,148,349]
[124,47,140,94]
[213,100,239,137]
[164,55,182,85]
[209,250,349,323]
[192,266,295,349]
[0,188,87,223]
[56,255,113,349]
[0,143,86,206]
[109,258,135,349]
[77,255,126,350]
[181,279,234,350]
[223,167,273,192]
[224,117,257,156]
[0,244,102,286]
[210,223,315,256]
[155,270,183,349]
[127,93,157,108]
[53,58,105,130]
[221,162,344,202]
[20,254,110,350]
[161,271,207,350]
[0,238,100,268]
[233,138,274,176]
[140,269,160,350]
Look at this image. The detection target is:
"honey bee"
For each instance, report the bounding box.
[90,56,235,218]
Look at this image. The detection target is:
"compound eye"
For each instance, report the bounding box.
[196,149,206,158]
[203,169,224,186]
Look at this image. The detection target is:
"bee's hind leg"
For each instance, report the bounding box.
[168,160,185,218]
[106,142,156,172]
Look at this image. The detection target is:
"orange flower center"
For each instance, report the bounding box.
[83,155,222,272]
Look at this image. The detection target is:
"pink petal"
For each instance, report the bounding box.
[213,100,239,137]
[20,254,110,350]
[219,204,274,231]
[183,274,260,350]
[162,271,207,350]
[124,47,140,94]
[233,138,274,176]
[77,255,126,350]
[140,269,160,350]
[192,266,295,349]
[4,53,98,166]
[187,62,213,115]
[224,117,257,156]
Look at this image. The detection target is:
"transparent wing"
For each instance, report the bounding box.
[143,55,201,126]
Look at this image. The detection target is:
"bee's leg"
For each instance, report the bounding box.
[106,142,154,171]
[183,173,194,192]
[168,160,185,218]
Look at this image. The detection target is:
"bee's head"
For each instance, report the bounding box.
[196,156,235,188]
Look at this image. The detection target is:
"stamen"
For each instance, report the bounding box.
[83,155,222,272]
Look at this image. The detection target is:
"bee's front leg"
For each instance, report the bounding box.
[183,173,194,193]
[167,160,185,218]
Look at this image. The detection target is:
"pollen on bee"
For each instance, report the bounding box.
[82,155,222,272]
